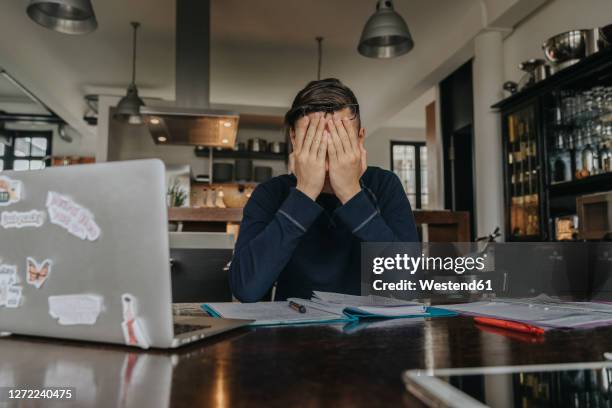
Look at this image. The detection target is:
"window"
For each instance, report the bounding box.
[0,131,52,171]
[390,141,428,209]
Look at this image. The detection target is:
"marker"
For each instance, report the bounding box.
[289,301,307,314]
[474,316,545,335]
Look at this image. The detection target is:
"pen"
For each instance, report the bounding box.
[473,316,545,336]
[289,301,307,314]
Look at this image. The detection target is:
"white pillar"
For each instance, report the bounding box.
[472,30,505,239]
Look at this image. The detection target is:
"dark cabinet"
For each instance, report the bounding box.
[494,47,612,241]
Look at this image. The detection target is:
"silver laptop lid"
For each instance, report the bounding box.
[0,159,174,348]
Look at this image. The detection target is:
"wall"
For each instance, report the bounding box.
[502,0,612,83]
[365,127,425,170]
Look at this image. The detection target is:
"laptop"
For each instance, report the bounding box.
[0,159,250,348]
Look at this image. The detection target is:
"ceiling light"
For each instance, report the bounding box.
[150,118,160,125]
[223,121,232,128]
[114,22,145,125]
[221,138,228,144]
[26,0,97,35]
[358,0,414,58]
[157,136,167,143]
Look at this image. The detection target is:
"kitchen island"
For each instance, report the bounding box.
[168,208,470,242]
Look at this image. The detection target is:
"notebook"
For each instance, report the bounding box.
[203,292,456,326]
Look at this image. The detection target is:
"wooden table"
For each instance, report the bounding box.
[2,317,612,407]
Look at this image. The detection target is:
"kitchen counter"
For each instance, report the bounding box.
[168,208,471,242]
[168,207,243,223]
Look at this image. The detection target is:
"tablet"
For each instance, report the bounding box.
[403,361,612,408]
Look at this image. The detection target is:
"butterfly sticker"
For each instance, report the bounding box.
[26,257,52,289]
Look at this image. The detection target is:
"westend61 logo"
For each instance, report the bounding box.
[370,253,492,293]
[372,253,486,275]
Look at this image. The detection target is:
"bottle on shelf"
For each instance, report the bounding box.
[600,142,611,172]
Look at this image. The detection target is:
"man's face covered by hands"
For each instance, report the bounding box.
[290,107,367,198]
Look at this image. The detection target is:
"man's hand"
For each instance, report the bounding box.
[293,113,328,201]
[327,118,365,204]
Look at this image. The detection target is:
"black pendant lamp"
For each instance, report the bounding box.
[358,0,414,59]
[26,0,97,35]
[114,22,145,125]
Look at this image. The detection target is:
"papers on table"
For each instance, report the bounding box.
[202,300,350,326]
[312,291,417,306]
[443,295,612,330]
[311,291,430,318]
[203,291,455,326]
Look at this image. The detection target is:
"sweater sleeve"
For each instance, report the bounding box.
[228,184,323,302]
[333,172,418,242]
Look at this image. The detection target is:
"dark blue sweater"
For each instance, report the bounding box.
[228,166,419,302]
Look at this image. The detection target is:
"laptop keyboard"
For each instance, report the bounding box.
[173,323,211,335]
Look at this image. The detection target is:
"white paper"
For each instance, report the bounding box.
[0,210,45,229]
[0,176,22,206]
[46,191,101,241]
[121,294,150,349]
[443,298,612,329]
[205,301,346,326]
[311,291,424,317]
[26,257,52,289]
[312,291,417,306]
[48,294,103,325]
[345,304,427,317]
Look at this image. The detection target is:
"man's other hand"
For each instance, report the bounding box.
[327,118,364,204]
[293,113,328,201]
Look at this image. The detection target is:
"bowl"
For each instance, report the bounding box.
[222,186,250,208]
[542,30,590,65]
[600,24,612,48]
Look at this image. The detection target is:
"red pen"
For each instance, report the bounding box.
[473,316,545,336]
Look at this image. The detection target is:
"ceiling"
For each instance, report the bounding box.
[0,0,544,143]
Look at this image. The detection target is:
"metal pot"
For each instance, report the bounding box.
[234,159,253,181]
[253,166,272,182]
[212,163,233,183]
[233,142,246,152]
[248,138,266,152]
[599,24,612,48]
[518,59,550,85]
[268,141,286,154]
[542,29,599,70]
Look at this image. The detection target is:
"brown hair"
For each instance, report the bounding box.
[284,78,360,130]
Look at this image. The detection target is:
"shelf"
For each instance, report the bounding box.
[492,47,612,111]
[195,147,287,161]
[549,172,612,197]
[168,207,243,223]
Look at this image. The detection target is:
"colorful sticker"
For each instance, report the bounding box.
[0,264,22,308]
[26,257,52,289]
[46,192,101,241]
[0,210,45,229]
[48,294,103,325]
[121,294,150,349]
[0,176,22,206]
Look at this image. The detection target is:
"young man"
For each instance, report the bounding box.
[229,78,418,302]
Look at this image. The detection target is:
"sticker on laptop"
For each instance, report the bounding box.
[121,293,150,349]
[26,257,52,289]
[46,192,101,241]
[0,210,45,229]
[0,176,22,206]
[48,294,103,325]
[0,264,22,308]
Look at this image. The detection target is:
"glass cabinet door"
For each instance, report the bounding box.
[506,105,541,239]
